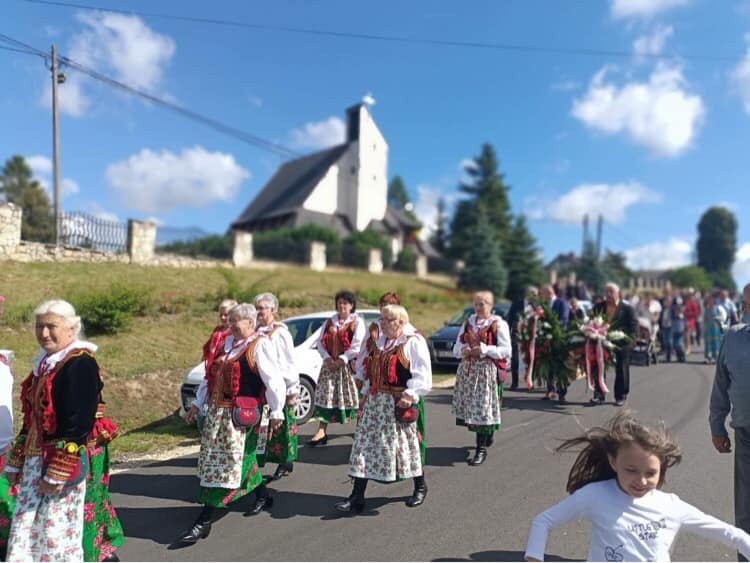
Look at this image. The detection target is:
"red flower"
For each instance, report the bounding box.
[84,502,95,522]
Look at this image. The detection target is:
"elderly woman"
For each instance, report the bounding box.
[253,292,299,481]
[180,303,285,545]
[452,291,512,466]
[4,299,124,562]
[308,291,365,446]
[336,304,432,513]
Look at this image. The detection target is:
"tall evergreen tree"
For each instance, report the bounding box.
[387,175,417,221]
[449,143,513,260]
[504,215,545,301]
[0,155,54,243]
[429,197,448,254]
[697,206,737,289]
[458,211,507,299]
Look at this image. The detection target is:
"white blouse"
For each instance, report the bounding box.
[258,322,299,396]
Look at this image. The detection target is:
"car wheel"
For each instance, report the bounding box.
[295,377,315,425]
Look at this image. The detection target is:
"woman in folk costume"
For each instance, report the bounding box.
[0,349,15,559]
[180,303,286,545]
[308,290,365,446]
[451,290,512,466]
[253,292,298,481]
[336,304,432,513]
[4,299,124,562]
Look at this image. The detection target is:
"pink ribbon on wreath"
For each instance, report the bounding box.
[524,314,538,390]
[583,321,609,394]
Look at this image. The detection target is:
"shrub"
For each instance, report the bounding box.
[394,248,417,272]
[72,284,153,335]
[253,226,342,264]
[157,234,232,259]
[343,230,392,268]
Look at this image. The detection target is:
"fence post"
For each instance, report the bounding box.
[127,219,157,264]
[308,241,326,271]
[232,230,253,267]
[0,203,22,259]
[367,248,383,273]
[415,255,427,278]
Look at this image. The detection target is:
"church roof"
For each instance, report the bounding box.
[230,143,350,231]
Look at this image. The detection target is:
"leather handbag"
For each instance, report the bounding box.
[395,403,418,423]
[232,396,261,429]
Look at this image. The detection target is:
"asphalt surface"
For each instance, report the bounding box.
[113,353,739,561]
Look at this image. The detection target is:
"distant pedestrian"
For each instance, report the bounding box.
[710,283,750,560]
[719,290,740,327]
[591,283,637,406]
[703,294,726,363]
[507,286,538,390]
[540,284,570,403]
[525,411,750,562]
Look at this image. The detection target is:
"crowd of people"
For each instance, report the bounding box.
[0,282,748,561]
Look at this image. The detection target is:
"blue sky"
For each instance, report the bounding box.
[2,0,750,286]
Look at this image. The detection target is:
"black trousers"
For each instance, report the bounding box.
[510,334,520,387]
[594,348,631,400]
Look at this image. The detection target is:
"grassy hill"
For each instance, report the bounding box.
[1,261,468,460]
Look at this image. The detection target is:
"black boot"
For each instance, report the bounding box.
[406,475,428,507]
[335,478,367,513]
[469,434,488,466]
[245,484,274,516]
[273,462,294,480]
[177,506,214,544]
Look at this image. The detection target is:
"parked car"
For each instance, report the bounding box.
[180,309,380,425]
[426,303,510,366]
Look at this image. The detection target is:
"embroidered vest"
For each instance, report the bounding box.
[366,336,413,394]
[460,319,499,348]
[321,317,357,358]
[208,337,265,406]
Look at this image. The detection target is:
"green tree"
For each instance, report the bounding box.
[600,250,632,289]
[458,212,507,299]
[388,175,417,221]
[668,265,712,292]
[697,206,737,289]
[449,143,512,260]
[344,229,392,268]
[504,215,545,301]
[0,155,54,243]
[429,197,448,254]
[158,233,233,259]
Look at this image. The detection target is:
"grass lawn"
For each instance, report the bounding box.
[1,261,466,461]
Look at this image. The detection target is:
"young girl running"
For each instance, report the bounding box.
[525,411,750,562]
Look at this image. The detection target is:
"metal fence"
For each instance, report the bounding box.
[60,211,128,253]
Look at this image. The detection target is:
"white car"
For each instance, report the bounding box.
[179,309,380,424]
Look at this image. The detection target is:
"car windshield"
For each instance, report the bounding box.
[446,304,509,326]
[285,318,326,348]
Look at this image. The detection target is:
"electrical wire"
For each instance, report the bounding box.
[0,32,300,158]
[20,0,741,64]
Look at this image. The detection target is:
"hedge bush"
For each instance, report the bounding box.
[72,284,153,335]
[394,248,417,272]
[253,225,342,264]
[342,230,392,268]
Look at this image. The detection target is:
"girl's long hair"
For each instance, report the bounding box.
[557,410,683,494]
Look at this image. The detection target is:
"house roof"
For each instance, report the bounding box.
[231,143,350,230]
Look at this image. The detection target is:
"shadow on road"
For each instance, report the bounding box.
[425,446,472,467]
[297,443,352,466]
[145,456,197,469]
[262,489,407,520]
[433,550,578,562]
[502,395,586,413]
[110,472,199,503]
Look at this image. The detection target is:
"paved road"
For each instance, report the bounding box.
[113,354,739,561]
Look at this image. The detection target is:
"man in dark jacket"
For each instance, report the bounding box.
[591,282,638,406]
[507,286,539,390]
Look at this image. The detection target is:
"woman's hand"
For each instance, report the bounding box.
[269,418,284,434]
[396,395,413,408]
[285,394,298,407]
[323,357,336,368]
[461,347,472,359]
[5,472,20,487]
[40,479,64,496]
[185,405,199,425]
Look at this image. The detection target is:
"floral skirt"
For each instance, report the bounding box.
[348,392,423,483]
[258,405,298,465]
[0,470,15,555]
[83,445,124,561]
[312,363,359,424]
[197,408,264,508]
[7,455,86,562]
[452,358,502,432]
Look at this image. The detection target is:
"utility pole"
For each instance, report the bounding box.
[595,214,603,259]
[51,44,65,246]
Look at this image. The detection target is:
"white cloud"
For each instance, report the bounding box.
[289,117,346,150]
[40,13,175,117]
[105,146,250,214]
[633,25,673,56]
[525,181,661,225]
[413,184,458,240]
[571,64,704,157]
[732,34,750,114]
[362,92,376,106]
[624,237,693,270]
[458,158,476,172]
[611,0,690,19]
[26,155,80,197]
[734,243,750,289]
[86,202,120,223]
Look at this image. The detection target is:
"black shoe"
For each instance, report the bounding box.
[406,478,428,508]
[245,493,273,516]
[558,396,568,405]
[308,435,328,446]
[273,463,293,480]
[509,383,519,390]
[469,447,487,466]
[335,496,365,513]
[103,554,120,562]
[177,520,212,544]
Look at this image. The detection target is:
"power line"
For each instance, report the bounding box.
[0,44,45,56]
[21,0,741,64]
[0,32,300,158]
